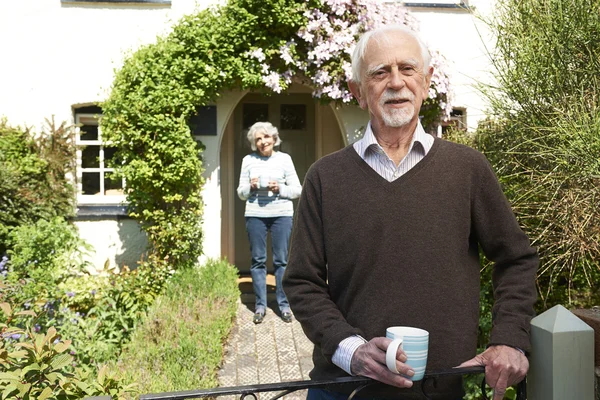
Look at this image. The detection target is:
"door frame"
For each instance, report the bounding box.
[219,85,346,268]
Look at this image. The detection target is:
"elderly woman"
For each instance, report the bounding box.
[237,121,302,324]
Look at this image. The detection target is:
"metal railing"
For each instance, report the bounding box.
[138,366,526,400]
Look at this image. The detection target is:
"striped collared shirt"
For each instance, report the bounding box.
[352,120,434,181]
[331,120,434,375]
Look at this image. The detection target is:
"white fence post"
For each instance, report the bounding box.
[528,304,595,400]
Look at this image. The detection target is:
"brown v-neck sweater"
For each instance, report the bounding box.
[283,139,538,399]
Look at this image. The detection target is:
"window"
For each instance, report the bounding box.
[280,104,307,130]
[441,107,467,135]
[75,108,125,204]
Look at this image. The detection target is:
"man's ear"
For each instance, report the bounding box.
[422,65,434,100]
[348,80,367,110]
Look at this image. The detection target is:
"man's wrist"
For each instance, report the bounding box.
[332,335,368,375]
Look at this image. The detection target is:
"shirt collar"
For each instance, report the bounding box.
[358,120,434,159]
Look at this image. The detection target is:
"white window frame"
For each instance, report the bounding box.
[75,113,126,205]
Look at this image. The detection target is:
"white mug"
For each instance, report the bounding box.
[385,326,429,381]
[259,176,271,189]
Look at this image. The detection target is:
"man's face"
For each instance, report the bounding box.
[349,31,433,129]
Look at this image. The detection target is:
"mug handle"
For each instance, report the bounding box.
[385,338,403,374]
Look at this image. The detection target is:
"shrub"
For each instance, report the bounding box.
[2,217,91,317]
[473,0,600,308]
[114,258,239,394]
[0,118,75,255]
[0,296,137,399]
[54,255,175,368]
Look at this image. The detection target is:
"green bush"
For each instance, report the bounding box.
[474,0,600,308]
[0,118,75,255]
[0,296,136,399]
[2,217,91,319]
[53,255,175,368]
[114,258,239,394]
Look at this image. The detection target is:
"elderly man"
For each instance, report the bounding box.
[283,25,538,400]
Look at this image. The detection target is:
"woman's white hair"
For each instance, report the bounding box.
[351,25,431,83]
[247,121,281,151]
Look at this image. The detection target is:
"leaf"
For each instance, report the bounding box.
[50,353,72,371]
[53,340,71,354]
[38,387,53,400]
[97,364,107,384]
[15,381,30,396]
[0,372,20,381]
[7,350,27,359]
[0,303,11,316]
[2,384,18,400]
[21,362,41,375]
[14,310,37,317]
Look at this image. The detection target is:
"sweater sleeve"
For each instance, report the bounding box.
[471,154,539,354]
[283,166,363,362]
[278,154,302,200]
[236,156,252,201]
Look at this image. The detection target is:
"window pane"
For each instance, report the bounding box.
[280,104,306,130]
[104,146,118,166]
[243,103,269,130]
[82,146,100,168]
[82,172,100,195]
[189,105,217,136]
[104,172,124,196]
[80,125,98,141]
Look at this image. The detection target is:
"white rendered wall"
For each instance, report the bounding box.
[76,219,149,273]
[411,0,497,130]
[0,0,220,130]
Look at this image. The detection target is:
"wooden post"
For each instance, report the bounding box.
[528,304,595,400]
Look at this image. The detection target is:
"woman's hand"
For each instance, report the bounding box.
[250,177,259,191]
[268,180,279,194]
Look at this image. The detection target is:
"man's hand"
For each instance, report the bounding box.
[350,337,414,389]
[457,345,528,400]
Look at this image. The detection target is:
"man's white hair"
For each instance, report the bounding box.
[246,121,281,151]
[351,25,431,83]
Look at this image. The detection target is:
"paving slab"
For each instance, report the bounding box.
[218,296,314,400]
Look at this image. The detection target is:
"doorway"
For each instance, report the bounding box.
[230,92,316,274]
[219,90,346,274]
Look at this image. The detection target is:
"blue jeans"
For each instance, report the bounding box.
[245,216,293,313]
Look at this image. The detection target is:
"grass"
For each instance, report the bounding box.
[113,258,240,396]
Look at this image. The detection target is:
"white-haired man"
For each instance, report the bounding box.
[283,25,537,400]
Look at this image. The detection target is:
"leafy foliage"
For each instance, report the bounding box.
[113,258,239,394]
[53,255,174,367]
[0,118,76,255]
[0,296,136,399]
[2,218,91,322]
[476,0,600,308]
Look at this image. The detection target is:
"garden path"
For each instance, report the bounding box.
[218,275,315,400]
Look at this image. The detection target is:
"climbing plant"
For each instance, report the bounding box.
[101,0,453,269]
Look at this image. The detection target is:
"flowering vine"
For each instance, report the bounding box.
[248,0,454,120]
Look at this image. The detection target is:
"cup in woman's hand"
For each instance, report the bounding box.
[259,176,270,189]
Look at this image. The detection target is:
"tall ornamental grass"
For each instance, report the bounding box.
[475,0,600,308]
